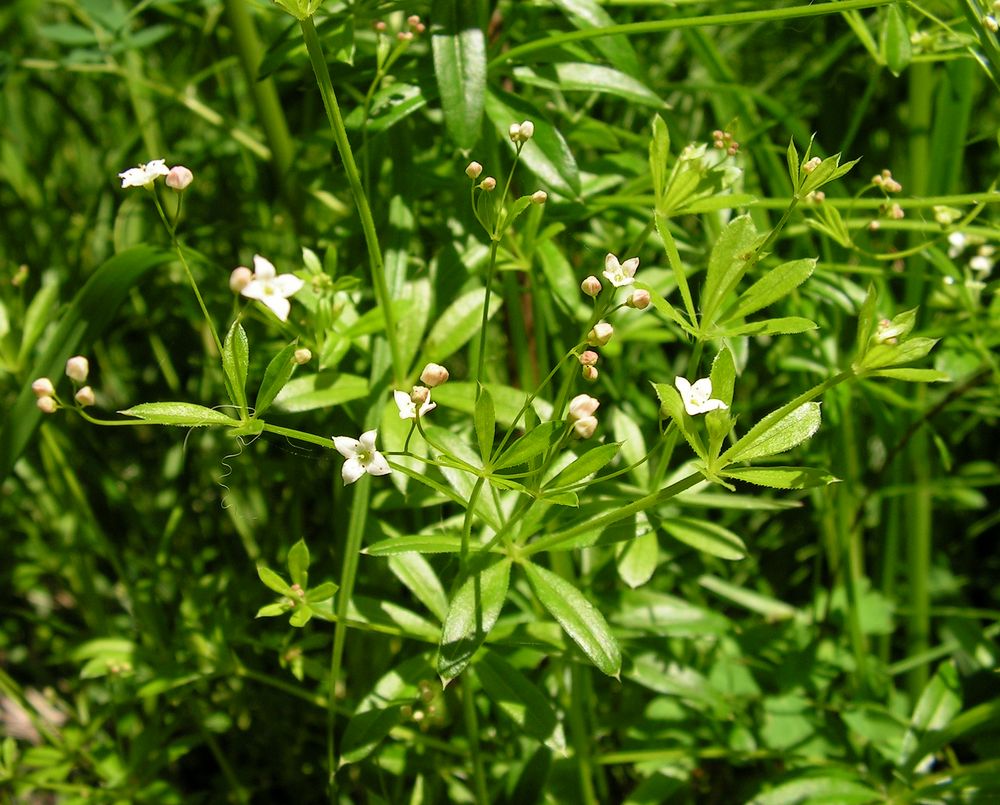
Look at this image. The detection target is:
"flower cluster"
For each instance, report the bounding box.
[119,159,193,190]
[32,355,97,414]
[711,129,740,157]
[231,255,304,322]
[674,377,728,416]
[872,169,902,193]
[568,394,600,439]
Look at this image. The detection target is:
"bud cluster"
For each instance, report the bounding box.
[568,394,600,439]
[712,129,740,157]
[872,169,902,193]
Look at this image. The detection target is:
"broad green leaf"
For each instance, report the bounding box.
[287,539,310,588]
[431,0,486,150]
[652,382,706,460]
[222,321,249,415]
[661,517,747,561]
[882,4,912,76]
[550,442,620,487]
[721,466,838,489]
[255,603,288,618]
[254,342,298,417]
[749,772,881,805]
[523,562,621,678]
[869,368,950,382]
[616,525,658,589]
[364,534,466,556]
[423,288,502,363]
[701,215,758,326]
[257,564,292,595]
[475,650,565,751]
[272,372,368,412]
[438,558,512,683]
[0,246,171,481]
[497,195,534,239]
[118,402,237,427]
[475,385,496,463]
[485,89,580,198]
[389,553,449,623]
[513,62,662,107]
[726,259,816,321]
[898,662,962,769]
[495,421,563,469]
[714,317,817,337]
[728,402,821,462]
[550,0,642,79]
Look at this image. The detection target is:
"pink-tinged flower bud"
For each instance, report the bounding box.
[420,362,450,387]
[397,31,413,42]
[66,356,89,383]
[294,348,312,365]
[518,120,534,141]
[230,266,253,293]
[572,415,598,439]
[465,161,483,179]
[581,275,602,298]
[627,290,651,310]
[32,377,55,398]
[508,123,521,142]
[165,165,193,190]
[579,350,599,366]
[414,22,426,34]
[531,190,547,205]
[36,395,57,414]
[803,157,822,174]
[479,176,496,191]
[75,386,95,407]
[581,365,598,382]
[587,322,613,347]
[374,20,387,32]
[727,143,739,156]
[410,385,430,406]
[869,220,881,232]
[568,393,600,421]
[889,203,904,220]
[407,14,421,27]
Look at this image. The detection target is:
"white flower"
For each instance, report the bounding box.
[674,376,728,416]
[947,232,967,258]
[568,393,600,421]
[394,388,436,419]
[118,159,170,189]
[333,430,391,485]
[239,255,304,322]
[603,253,639,287]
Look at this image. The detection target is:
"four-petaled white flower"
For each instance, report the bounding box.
[118,159,170,189]
[674,377,728,416]
[240,255,304,322]
[333,430,391,485]
[603,253,639,287]
[394,388,436,419]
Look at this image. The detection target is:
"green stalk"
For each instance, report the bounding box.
[299,16,404,384]
[461,679,490,804]
[474,240,501,395]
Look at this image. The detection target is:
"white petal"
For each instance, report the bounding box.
[419,400,437,417]
[342,457,365,484]
[365,451,391,476]
[272,273,304,297]
[691,378,714,400]
[622,257,640,277]
[240,279,268,301]
[333,436,360,458]
[604,253,621,275]
[261,295,291,321]
[394,391,415,419]
[145,159,169,177]
[253,255,277,280]
[690,398,728,415]
[359,430,379,452]
[674,376,692,397]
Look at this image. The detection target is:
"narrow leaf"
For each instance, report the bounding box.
[475,650,565,751]
[287,539,310,588]
[550,442,620,487]
[496,421,563,469]
[475,386,496,463]
[118,402,237,427]
[701,215,758,326]
[389,553,449,623]
[254,342,298,417]
[273,372,368,413]
[364,534,467,556]
[222,321,249,415]
[661,517,747,561]
[729,402,821,462]
[431,0,486,150]
[257,564,292,595]
[727,259,816,321]
[722,466,838,489]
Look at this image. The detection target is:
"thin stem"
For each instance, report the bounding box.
[474,240,501,396]
[461,679,490,804]
[299,16,404,384]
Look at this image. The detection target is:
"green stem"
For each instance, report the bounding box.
[299,16,403,384]
[461,679,490,805]
[474,240,501,395]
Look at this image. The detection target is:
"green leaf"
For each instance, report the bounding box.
[616,525,658,589]
[882,3,912,76]
[272,372,368,413]
[389,553,449,623]
[287,539,310,588]
[855,284,879,362]
[118,402,238,427]
[431,0,486,150]
[710,347,736,407]
[749,771,882,805]
[18,279,60,365]
[475,650,565,751]
[497,195,534,239]
[523,562,621,678]
[701,215,758,326]
[550,0,642,79]
[475,386,496,463]
[714,317,817,337]
[255,603,288,618]
[721,466,838,489]
[550,442,621,487]
[653,213,696,325]
[364,534,466,556]
[661,517,747,561]
[870,368,950,382]
[254,342,298,417]
[306,581,337,603]
[438,558,512,683]
[726,259,816,321]
[0,246,171,482]
[729,402,822,462]
[432,381,553,426]
[222,321,249,416]
[288,605,313,627]
[485,89,580,198]
[514,62,662,107]
[423,288,502,363]
[902,697,1000,777]
[898,662,962,769]
[257,564,292,595]
[859,337,938,371]
[650,114,670,204]
[633,280,694,332]
[786,138,801,192]
[698,575,798,620]
[495,421,563,469]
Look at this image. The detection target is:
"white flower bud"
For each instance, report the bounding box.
[986,14,999,32]
[581,365,598,382]
[518,120,534,140]
[32,377,55,397]
[531,190,547,204]
[66,355,89,383]
[803,157,822,174]
[407,14,421,27]
[508,123,522,142]
[397,30,414,42]
[581,275,602,297]
[75,386,95,407]
[230,266,253,292]
[165,165,193,190]
[568,393,600,421]
[36,395,57,414]
[420,363,450,387]
[479,176,496,191]
[572,415,598,439]
[889,203,904,220]
[294,348,312,365]
[465,161,483,179]
[578,350,599,366]
[627,290,651,310]
[410,385,430,406]
[587,322,613,347]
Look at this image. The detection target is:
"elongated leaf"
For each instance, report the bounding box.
[722,466,838,489]
[222,321,249,416]
[432,381,553,425]
[898,662,962,769]
[287,539,309,588]
[0,246,171,481]
[633,280,694,331]
[661,517,747,561]
[902,698,1000,776]
[389,553,449,623]
[364,534,466,556]
[715,317,817,337]
[650,114,670,205]
[870,368,950,383]
[254,342,298,417]
[475,650,565,751]
[438,558,512,683]
[18,279,60,364]
[698,575,798,620]
[496,421,563,469]
[882,3,912,76]
[423,288,503,363]
[272,372,368,412]
[701,215,758,326]
[710,347,736,407]
[475,386,496,463]
[513,63,662,107]
[523,562,621,678]
[749,772,881,805]
[729,402,821,462]
[550,442,620,487]
[727,259,816,321]
[257,564,292,595]
[118,402,237,427]
[616,525,658,589]
[431,0,486,150]
[550,0,642,78]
